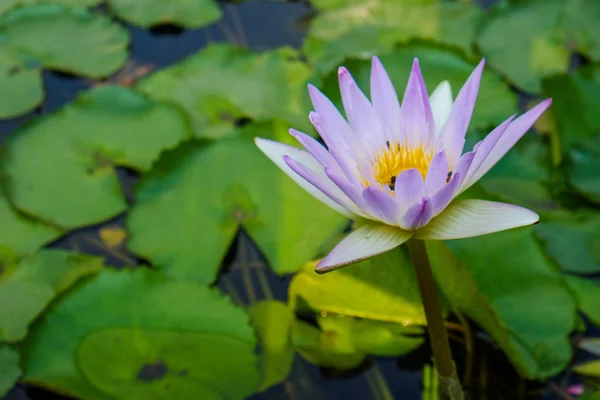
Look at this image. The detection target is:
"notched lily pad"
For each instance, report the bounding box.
[3,85,191,229]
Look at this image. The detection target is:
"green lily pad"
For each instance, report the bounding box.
[0,0,101,17]
[0,187,61,258]
[535,211,600,274]
[107,0,221,28]
[248,300,294,392]
[565,276,600,327]
[570,135,600,204]
[138,43,315,138]
[542,67,600,150]
[320,44,517,132]
[3,85,190,229]
[288,247,427,326]
[0,250,103,342]
[574,359,600,378]
[477,0,600,93]
[0,4,129,78]
[305,0,483,74]
[427,228,577,379]
[0,345,20,397]
[127,122,346,284]
[0,39,42,118]
[21,268,259,400]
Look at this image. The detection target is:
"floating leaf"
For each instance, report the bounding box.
[107,0,221,28]
[0,0,101,17]
[574,360,600,378]
[580,338,600,356]
[320,44,517,132]
[535,211,600,274]
[0,250,103,342]
[477,0,600,93]
[289,247,426,326]
[98,226,127,248]
[0,188,61,258]
[305,0,483,74]
[0,345,20,397]
[138,43,315,138]
[21,268,259,400]
[248,300,294,392]
[127,122,346,283]
[565,276,600,327]
[427,228,577,379]
[3,85,190,229]
[570,135,600,204]
[0,39,42,118]
[0,4,129,78]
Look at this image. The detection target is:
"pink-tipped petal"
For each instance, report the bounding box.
[441,59,485,169]
[394,168,426,212]
[363,186,400,224]
[463,99,552,189]
[414,199,539,240]
[399,59,434,145]
[370,56,401,138]
[256,138,355,218]
[289,128,333,167]
[400,197,433,230]
[316,223,412,273]
[429,81,453,136]
[425,151,449,195]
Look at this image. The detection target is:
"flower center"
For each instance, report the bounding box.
[371,141,433,189]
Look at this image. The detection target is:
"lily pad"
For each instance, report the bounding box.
[569,135,600,204]
[574,359,600,378]
[427,228,577,379]
[2,85,190,229]
[138,43,315,138]
[107,0,221,28]
[0,187,61,258]
[535,211,600,274]
[127,122,346,284]
[248,300,294,392]
[0,39,42,118]
[0,4,129,78]
[21,268,259,400]
[288,247,426,326]
[0,345,20,397]
[320,44,517,132]
[477,0,600,93]
[0,0,101,17]
[0,250,103,342]
[565,276,600,327]
[305,0,483,74]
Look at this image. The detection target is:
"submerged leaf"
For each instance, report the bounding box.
[3,85,190,229]
[21,268,259,400]
[0,250,103,342]
[427,228,576,379]
[127,122,346,283]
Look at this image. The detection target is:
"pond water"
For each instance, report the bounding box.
[0,0,591,399]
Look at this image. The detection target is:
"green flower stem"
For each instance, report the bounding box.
[407,239,463,400]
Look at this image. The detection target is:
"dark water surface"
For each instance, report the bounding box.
[0,0,572,399]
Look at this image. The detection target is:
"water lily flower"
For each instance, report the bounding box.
[255,57,551,273]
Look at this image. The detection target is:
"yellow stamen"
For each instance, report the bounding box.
[371,141,433,188]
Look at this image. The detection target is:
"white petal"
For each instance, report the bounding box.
[429,80,453,137]
[316,223,412,273]
[255,137,355,218]
[414,199,539,240]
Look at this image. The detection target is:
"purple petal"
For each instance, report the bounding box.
[289,128,333,167]
[363,186,400,224]
[283,154,361,217]
[324,166,368,210]
[400,197,433,230]
[415,199,539,240]
[441,59,485,169]
[431,172,462,216]
[393,168,425,211]
[370,56,401,138]
[399,59,434,145]
[316,223,412,273]
[464,99,552,188]
[425,151,449,195]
